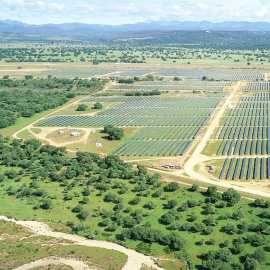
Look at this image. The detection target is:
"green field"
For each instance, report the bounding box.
[0,138,269,270]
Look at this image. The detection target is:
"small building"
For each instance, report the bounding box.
[59,130,64,135]
[70,131,80,136]
[96,142,103,147]
[162,163,182,169]
[208,165,217,173]
[92,130,96,134]
[174,164,181,169]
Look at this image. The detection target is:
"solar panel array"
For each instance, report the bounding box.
[215,93,270,180]
[39,94,226,157]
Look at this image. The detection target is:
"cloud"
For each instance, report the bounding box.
[256,6,268,17]
[0,0,270,25]
[197,3,207,9]
[173,5,182,11]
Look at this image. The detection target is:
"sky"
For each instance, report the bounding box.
[0,0,270,25]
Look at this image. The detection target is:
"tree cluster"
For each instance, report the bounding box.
[103,125,124,140]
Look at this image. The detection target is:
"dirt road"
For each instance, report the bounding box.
[14,257,92,270]
[0,216,164,270]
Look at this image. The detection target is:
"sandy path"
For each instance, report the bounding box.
[0,216,163,270]
[14,257,92,270]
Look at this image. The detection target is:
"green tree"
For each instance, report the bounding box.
[164,182,179,192]
[222,188,241,206]
[244,257,260,270]
[93,102,103,109]
[78,210,89,221]
[76,104,88,111]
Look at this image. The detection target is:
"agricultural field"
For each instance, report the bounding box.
[38,93,226,157]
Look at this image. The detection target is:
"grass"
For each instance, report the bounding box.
[1,163,270,269]
[46,129,86,144]
[66,127,141,154]
[0,221,127,270]
[48,102,119,117]
[31,128,42,134]
[17,129,35,140]
[155,259,187,270]
[202,140,222,156]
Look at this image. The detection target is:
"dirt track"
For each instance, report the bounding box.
[0,216,164,270]
[14,257,92,270]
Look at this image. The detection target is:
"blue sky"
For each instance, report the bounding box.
[1,0,270,25]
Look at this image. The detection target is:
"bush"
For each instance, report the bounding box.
[76,104,88,111]
[93,102,102,109]
[78,210,89,221]
[103,125,124,140]
[164,182,179,192]
[222,188,241,206]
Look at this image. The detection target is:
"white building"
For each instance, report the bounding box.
[70,131,80,136]
[96,142,103,147]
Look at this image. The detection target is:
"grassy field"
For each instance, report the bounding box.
[0,220,127,270]
[1,47,270,67]
[17,129,35,140]
[49,102,119,117]
[31,128,42,134]
[66,127,141,154]
[46,129,86,144]
[0,156,269,269]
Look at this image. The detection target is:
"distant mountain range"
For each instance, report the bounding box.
[1,20,270,39]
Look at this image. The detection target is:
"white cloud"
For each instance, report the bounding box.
[50,3,65,11]
[173,5,182,11]
[2,0,25,6]
[197,3,207,9]
[256,6,268,17]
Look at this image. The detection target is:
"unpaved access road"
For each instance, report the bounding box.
[0,216,164,270]
[14,257,92,270]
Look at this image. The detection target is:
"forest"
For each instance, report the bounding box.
[0,76,108,128]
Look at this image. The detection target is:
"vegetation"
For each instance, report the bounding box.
[2,34,270,65]
[124,90,162,96]
[0,220,127,270]
[0,76,109,129]
[0,90,71,128]
[103,125,125,140]
[0,135,269,269]
[93,102,103,109]
[76,104,88,111]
